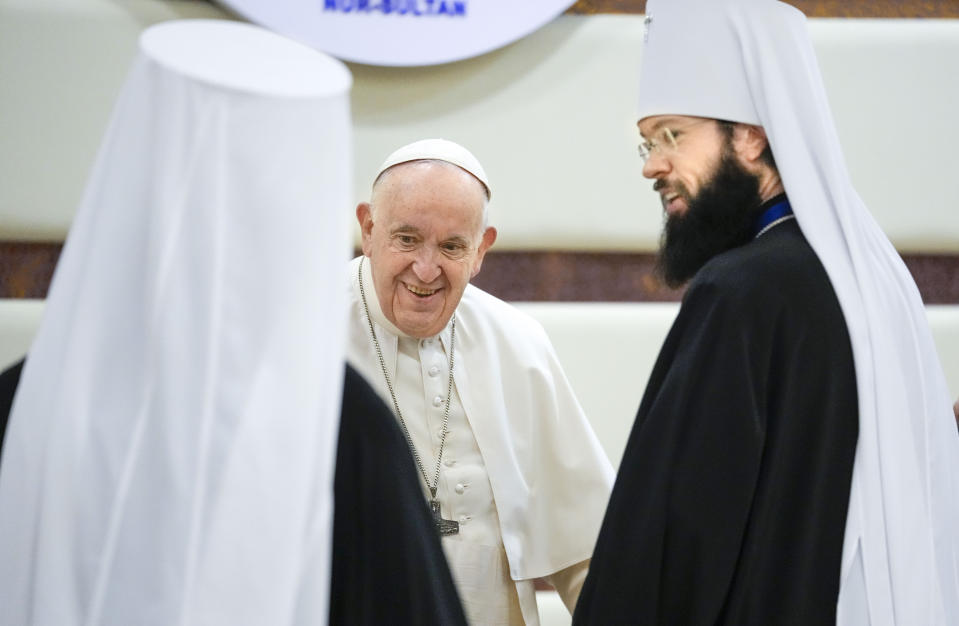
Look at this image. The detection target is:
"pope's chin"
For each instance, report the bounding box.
[392,293,448,338]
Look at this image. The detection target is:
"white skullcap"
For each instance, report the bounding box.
[375,138,491,199]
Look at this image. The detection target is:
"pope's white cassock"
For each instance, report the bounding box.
[348,256,614,625]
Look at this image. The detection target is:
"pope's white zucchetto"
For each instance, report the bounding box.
[375,138,491,199]
[638,1,959,625]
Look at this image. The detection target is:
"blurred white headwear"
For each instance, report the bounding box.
[375,138,491,199]
[639,1,959,624]
[0,19,352,625]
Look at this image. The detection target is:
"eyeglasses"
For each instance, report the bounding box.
[638,119,712,163]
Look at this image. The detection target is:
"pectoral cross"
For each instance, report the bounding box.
[429,498,459,536]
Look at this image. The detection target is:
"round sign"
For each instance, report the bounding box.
[217,0,578,67]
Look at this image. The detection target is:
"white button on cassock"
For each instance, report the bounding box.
[444,458,456,467]
[455,483,466,494]
[432,395,443,407]
[428,365,440,377]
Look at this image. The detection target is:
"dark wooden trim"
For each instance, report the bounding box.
[472,251,686,303]
[900,253,959,305]
[2,243,957,304]
[473,251,959,305]
[0,242,62,299]
[565,0,959,18]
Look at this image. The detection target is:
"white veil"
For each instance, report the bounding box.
[638,1,959,624]
[0,20,352,625]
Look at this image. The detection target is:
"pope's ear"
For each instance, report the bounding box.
[470,226,498,278]
[357,203,374,256]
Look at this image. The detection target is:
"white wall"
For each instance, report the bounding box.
[2,2,958,253]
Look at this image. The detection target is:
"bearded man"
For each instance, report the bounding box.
[574,1,959,624]
[346,138,613,625]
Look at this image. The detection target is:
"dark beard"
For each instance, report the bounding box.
[655,148,764,288]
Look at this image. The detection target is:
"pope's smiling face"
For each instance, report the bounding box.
[358,160,496,338]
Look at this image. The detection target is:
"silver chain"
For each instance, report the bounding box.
[357,257,455,498]
[755,214,796,239]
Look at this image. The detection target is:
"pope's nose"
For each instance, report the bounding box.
[411,249,442,284]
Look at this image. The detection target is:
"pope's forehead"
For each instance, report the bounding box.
[374,160,486,198]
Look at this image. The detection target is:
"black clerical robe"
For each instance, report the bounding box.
[0,359,465,625]
[331,365,466,625]
[0,358,23,458]
[574,220,858,625]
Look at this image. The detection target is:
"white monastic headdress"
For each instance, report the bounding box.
[0,20,352,625]
[375,138,492,199]
[639,1,959,624]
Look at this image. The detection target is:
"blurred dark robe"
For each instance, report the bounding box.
[574,220,858,625]
[0,358,23,457]
[0,358,465,626]
[331,365,466,625]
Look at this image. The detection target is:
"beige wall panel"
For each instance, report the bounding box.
[348,15,647,250]
[350,16,959,252]
[928,305,959,401]
[520,302,959,467]
[0,298,43,369]
[7,299,957,468]
[813,19,959,253]
[0,0,234,240]
[2,7,957,252]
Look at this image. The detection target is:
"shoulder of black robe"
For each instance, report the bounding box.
[330,364,467,626]
[0,357,25,458]
[574,221,858,626]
